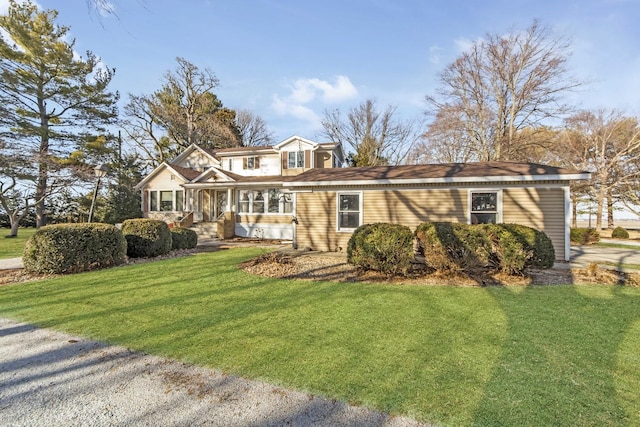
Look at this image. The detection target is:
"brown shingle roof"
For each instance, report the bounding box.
[169,165,202,181]
[286,161,587,184]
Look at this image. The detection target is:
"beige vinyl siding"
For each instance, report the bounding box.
[295,188,467,252]
[363,189,467,226]
[295,186,567,260]
[502,187,566,260]
[315,151,331,168]
[296,192,349,251]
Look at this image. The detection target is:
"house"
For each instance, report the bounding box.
[135,136,590,262]
[135,135,345,240]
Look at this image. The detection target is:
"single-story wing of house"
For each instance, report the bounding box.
[135,135,590,261]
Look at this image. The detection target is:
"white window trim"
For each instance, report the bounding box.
[468,189,502,224]
[287,151,305,168]
[336,191,363,232]
[150,189,184,212]
[236,188,292,215]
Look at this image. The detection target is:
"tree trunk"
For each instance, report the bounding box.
[9,220,19,237]
[36,93,49,228]
[607,192,615,229]
[595,187,605,231]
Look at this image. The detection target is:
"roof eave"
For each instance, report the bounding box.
[286,173,591,187]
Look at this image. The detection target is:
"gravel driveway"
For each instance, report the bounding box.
[0,318,430,427]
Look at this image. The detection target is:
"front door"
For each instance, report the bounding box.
[215,190,227,220]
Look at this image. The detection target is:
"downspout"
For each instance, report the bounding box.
[292,192,298,249]
[564,186,571,262]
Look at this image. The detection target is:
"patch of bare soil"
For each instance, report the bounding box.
[241,252,640,287]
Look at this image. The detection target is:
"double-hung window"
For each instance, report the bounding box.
[337,192,361,231]
[470,191,500,224]
[288,151,304,168]
[148,190,183,212]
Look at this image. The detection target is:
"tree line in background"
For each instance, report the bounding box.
[1,1,638,234]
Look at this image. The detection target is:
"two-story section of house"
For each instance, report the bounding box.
[134,135,345,240]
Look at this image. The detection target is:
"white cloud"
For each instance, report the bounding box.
[428,45,443,64]
[270,75,358,127]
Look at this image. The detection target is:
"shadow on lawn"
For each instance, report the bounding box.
[473,284,640,426]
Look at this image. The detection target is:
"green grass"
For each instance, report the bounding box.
[595,242,640,250]
[0,228,36,259]
[1,248,640,426]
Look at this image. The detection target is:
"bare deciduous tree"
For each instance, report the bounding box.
[558,109,640,230]
[320,99,424,166]
[123,57,242,165]
[236,109,275,146]
[424,19,582,162]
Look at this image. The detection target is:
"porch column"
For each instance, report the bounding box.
[227,188,233,212]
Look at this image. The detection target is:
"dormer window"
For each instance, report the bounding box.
[243,156,260,170]
[287,151,305,168]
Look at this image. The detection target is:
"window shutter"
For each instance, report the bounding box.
[304,150,311,168]
[243,157,247,169]
[255,157,260,168]
[282,152,288,169]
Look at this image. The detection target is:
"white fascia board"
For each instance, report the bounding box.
[134,162,170,190]
[191,167,236,183]
[287,173,591,187]
[273,135,319,151]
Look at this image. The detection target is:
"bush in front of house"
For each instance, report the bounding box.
[347,223,414,276]
[414,222,493,273]
[611,226,630,239]
[121,218,172,258]
[171,227,198,249]
[570,227,600,245]
[489,223,555,269]
[23,223,127,274]
[415,222,555,275]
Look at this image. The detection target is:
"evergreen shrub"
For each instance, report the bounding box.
[171,227,198,249]
[347,223,414,276]
[570,227,600,245]
[121,218,172,258]
[23,223,126,274]
[611,226,630,239]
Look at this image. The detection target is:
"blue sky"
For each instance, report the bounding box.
[2,0,640,142]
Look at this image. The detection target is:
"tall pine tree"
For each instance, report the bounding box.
[0,0,118,226]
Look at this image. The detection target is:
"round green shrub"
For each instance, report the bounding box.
[347,223,414,276]
[171,227,198,249]
[570,227,600,245]
[611,226,630,239]
[23,223,127,274]
[492,223,555,269]
[121,218,172,258]
[414,222,492,272]
[415,222,555,274]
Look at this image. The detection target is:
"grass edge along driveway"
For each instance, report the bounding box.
[0,247,639,426]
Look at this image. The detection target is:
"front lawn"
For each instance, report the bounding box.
[0,228,36,259]
[1,248,639,426]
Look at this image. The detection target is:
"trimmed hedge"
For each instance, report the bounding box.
[490,223,555,269]
[347,223,414,276]
[611,226,630,239]
[415,222,555,274]
[415,222,492,273]
[23,223,127,274]
[171,227,198,249]
[121,218,172,258]
[570,227,600,245]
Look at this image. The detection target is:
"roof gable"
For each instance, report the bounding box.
[135,163,201,190]
[170,144,220,168]
[274,135,319,151]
